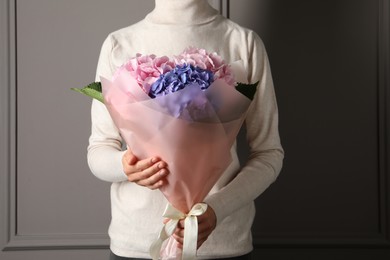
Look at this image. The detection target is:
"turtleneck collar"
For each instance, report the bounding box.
[145,0,219,25]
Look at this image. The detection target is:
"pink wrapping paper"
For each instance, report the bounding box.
[100,66,252,259]
[101,71,251,213]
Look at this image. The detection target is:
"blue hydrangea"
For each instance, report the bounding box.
[149,64,214,98]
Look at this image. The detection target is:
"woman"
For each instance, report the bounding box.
[87,0,284,259]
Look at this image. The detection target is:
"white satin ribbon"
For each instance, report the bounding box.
[150,203,208,260]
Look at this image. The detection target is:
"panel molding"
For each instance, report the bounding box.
[378,0,390,243]
[220,0,230,18]
[0,0,110,251]
[208,0,229,18]
[3,234,109,251]
[0,0,15,252]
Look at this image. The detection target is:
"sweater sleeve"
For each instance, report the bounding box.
[87,35,128,183]
[204,32,284,224]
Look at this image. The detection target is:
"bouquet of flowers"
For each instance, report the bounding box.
[72,47,257,260]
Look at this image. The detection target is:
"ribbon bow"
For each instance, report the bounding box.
[150,203,208,260]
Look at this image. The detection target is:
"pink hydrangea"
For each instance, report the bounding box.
[174,47,235,87]
[114,54,175,93]
[113,48,235,95]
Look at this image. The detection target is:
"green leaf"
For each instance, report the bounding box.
[235,81,259,100]
[71,82,104,103]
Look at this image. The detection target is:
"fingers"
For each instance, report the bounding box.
[172,219,209,249]
[124,156,159,177]
[138,174,167,190]
[172,225,208,249]
[135,156,160,171]
[172,206,217,249]
[131,161,168,186]
[173,227,184,247]
[122,150,169,190]
[173,220,185,245]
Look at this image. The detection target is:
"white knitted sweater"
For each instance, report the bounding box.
[87,0,284,258]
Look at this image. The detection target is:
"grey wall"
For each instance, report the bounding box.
[1,0,390,260]
[230,0,390,259]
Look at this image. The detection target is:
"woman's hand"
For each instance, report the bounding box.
[122,149,169,190]
[172,205,217,249]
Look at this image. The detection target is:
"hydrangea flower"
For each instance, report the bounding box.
[113,54,175,93]
[174,47,235,87]
[149,64,214,98]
